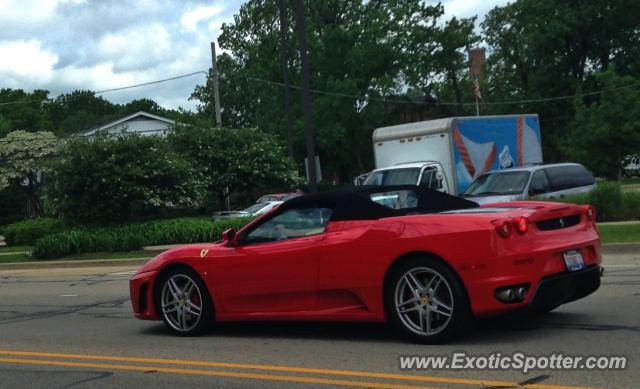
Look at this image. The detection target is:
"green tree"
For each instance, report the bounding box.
[0,89,52,137]
[566,70,640,179]
[191,0,447,181]
[44,90,118,136]
[49,134,200,223]
[481,0,640,159]
[168,125,300,207]
[0,130,59,218]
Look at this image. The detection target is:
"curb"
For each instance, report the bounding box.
[0,258,149,271]
[601,242,640,255]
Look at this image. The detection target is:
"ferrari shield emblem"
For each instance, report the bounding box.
[200,249,209,258]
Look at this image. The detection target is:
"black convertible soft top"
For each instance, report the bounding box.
[278,185,479,221]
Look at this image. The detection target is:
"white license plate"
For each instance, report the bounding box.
[563,250,585,271]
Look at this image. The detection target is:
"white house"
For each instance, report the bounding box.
[82,111,176,137]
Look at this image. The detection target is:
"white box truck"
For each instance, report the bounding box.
[360,115,543,195]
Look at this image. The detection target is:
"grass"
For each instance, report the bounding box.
[597,224,640,244]
[0,245,31,254]
[0,249,161,264]
[621,177,640,185]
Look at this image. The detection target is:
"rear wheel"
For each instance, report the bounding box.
[386,258,472,343]
[156,268,214,336]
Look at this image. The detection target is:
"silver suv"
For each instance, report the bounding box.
[462,163,596,205]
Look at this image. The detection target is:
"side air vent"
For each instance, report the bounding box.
[536,215,581,231]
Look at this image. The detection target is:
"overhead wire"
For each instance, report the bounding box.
[1,69,639,109]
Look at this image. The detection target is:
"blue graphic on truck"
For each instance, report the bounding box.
[452,116,542,193]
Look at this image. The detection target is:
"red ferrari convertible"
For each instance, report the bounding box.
[130,186,602,343]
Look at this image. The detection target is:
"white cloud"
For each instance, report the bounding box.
[0,0,58,23]
[0,0,509,111]
[181,5,224,32]
[440,0,512,20]
[0,39,58,80]
[98,24,173,72]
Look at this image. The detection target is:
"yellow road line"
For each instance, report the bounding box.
[0,357,438,389]
[0,350,599,389]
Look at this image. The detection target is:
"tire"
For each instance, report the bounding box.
[385,257,472,344]
[155,267,214,336]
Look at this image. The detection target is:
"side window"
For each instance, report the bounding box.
[546,165,595,191]
[419,167,442,190]
[370,190,417,210]
[529,170,551,195]
[243,208,332,245]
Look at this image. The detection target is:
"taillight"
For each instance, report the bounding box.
[514,216,528,235]
[495,220,513,239]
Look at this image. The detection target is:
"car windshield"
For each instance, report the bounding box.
[463,171,531,196]
[363,168,420,186]
[242,203,270,213]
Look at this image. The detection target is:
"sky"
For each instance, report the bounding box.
[0,0,510,112]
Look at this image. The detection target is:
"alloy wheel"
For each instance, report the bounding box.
[161,274,203,333]
[394,267,454,336]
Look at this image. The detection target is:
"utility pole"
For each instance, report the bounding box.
[210,41,222,127]
[211,41,228,210]
[294,0,317,193]
[278,0,295,157]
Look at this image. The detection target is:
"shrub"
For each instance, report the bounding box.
[31,217,253,259]
[3,218,64,245]
[554,182,640,222]
[589,181,623,221]
[48,133,202,223]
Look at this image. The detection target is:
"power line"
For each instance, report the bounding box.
[94,71,208,95]
[0,71,208,107]
[240,75,640,107]
[1,67,639,112]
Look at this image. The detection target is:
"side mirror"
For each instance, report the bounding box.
[222,228,237,245]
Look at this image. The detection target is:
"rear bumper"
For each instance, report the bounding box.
[464,238,602,317]
[528,265,601,312]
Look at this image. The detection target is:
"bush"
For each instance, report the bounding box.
[3,218,64,245]
[31,217,253,259]
[48,133,202,223]
[556,182,640,221]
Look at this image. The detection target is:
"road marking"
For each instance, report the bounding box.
[0,357,440,389]
[0,350,599,389]
[61,294,78,297]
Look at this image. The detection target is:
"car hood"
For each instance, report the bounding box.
[135,242,231,274]
[461,194,522,205]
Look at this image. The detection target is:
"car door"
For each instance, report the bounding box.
[528,169,552,199]
[212,208,332,314]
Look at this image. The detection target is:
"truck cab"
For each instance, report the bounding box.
[362,162,451,193]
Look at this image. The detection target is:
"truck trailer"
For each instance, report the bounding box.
[362,115,543,195]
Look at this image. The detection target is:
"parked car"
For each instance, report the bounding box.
[212,201,282,221]
[255,192,301,203]
[131,185,601,343]
[622,155,640,177]
[462,163,596,205]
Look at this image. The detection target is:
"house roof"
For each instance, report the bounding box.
[83,111,176,135]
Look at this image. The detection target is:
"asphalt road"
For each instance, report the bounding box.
[0,253,638,389]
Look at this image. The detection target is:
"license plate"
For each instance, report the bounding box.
[563,250,585,271]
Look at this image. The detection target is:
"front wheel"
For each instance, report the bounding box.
[156,268,214,336]
[386,258,472,343]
